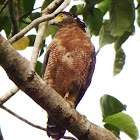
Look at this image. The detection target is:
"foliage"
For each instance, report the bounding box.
[100,95,139,139]
[0,0,139,139]
[12,36,29,50]
[70,0,135,76]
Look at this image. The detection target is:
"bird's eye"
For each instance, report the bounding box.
[59,14,65,19]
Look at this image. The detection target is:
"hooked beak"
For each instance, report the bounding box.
[48,19,55,25]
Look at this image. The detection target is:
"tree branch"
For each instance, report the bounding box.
[1,105,76,140]
[0,35,117,140]
[8,0,71,45]
[7,13,53,44]
[0,0,8,13]
[8,0,19,37]
[0,105,46,131]
[0,86,19,105]
[31,0,70,68]
[42,0,69,14]
[19,7,41,20]
[0,0,71,106]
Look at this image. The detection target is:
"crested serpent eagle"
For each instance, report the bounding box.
[42,11,96,139]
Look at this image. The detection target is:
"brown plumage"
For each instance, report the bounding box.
[42,12,96,139]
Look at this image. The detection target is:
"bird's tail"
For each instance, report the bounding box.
[47,116,66,140]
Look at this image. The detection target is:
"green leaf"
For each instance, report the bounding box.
[18,0,36,16]
[0,16,11,37]
[109,0,135,36]
[100,94,126,118]
[103,112,139,140]
[39,46,44,57]
[136,0,140,3]
[29,12,41,21]
[12,36,30,50]
[97,0,111,15]
[0,0,5,5]
[113,48,125,76]
[114,31,133,51]
[27,35,36,46]
[84,8,103,36]
[41,0,54,11]
[70,4,84,15]
[85,0,97,7]
[19,17,31,30]
[27,35,46,54]
[97,0,104,3]
[44,25,58,38]
[35,61,42,77]
[104,123,120,138]
[0,7,11,37]
[137,7,140,27]
[99,20,118,48]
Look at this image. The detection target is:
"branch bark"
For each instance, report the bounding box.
[0,34,117,140]
[0,86,19,105]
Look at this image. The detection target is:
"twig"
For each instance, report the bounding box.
[8,0,71,44]
[0,0,8,13]
[29,0,71,68]
[19,7,41,20]
[0,86,19,105]
[0,105,77,140]
[30,0,64,68]
[0,105,46,131]
[0,129,4,140]
[42,0,63,14]
[8,0,19,37]
[8,13,53,44]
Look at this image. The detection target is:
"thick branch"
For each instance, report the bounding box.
[0,0,70,106]
[0,35,117,140]
[0,0,70,105]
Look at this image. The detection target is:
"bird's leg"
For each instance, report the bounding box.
[64,92,69,99]
[64,92,75,107]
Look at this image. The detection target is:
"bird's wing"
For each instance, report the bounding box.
[42,47,50,78]
[75,50,96,107]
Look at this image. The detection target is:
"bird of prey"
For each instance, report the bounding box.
[42,11,96,139]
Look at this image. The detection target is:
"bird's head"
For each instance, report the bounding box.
[48,12,86,30]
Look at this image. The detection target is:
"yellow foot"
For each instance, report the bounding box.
[64,92,75,107]
[68,100,75,107]
[64,92,69,99]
